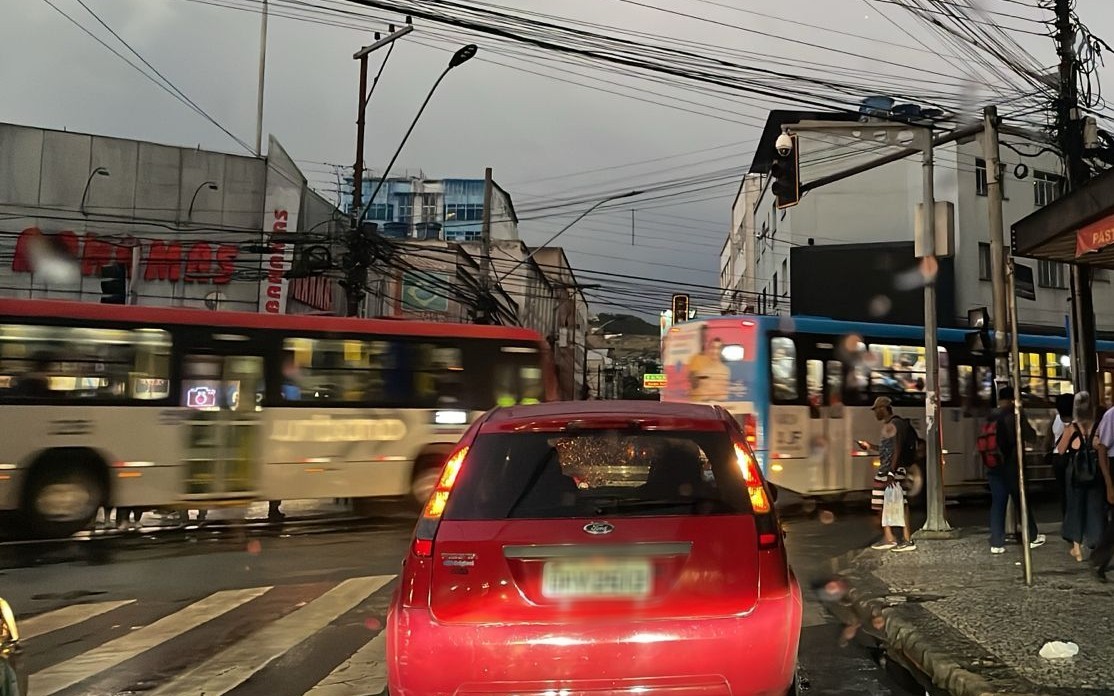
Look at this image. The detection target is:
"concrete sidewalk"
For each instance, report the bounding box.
[837,526,1114,695]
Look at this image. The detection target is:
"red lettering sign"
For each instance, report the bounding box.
[1077,214,1114,258]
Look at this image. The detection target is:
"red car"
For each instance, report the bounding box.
[387,401,802,696]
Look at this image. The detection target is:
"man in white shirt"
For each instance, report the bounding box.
[1092,405,1114,581]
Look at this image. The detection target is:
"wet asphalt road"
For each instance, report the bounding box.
[0,494,1061,696]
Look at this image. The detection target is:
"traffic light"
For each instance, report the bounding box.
[965,306,992,354]
[99,263,127,305]
[672,294,690,323]
[770,134,800,209]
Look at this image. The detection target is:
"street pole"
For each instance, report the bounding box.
[1055,0,1098,396]
[921,130,950,534]
[254,0,268,156]
[352,51,369,223]
[1008,258,1035,585]
[982,106,1010,382]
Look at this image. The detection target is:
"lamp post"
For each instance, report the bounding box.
[345,43,479,316]
[188,181,219,221]
[80,167,110,215]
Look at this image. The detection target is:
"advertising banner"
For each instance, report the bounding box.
[259,138,302,314]
[661,319,757,404]
[1076,213,1114,259]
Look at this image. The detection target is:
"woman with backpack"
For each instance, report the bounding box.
[1056,391,1107,562]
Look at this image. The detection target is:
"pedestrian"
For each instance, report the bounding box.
[1058,391,1106,562]
[1091,397,1114,581]
[1049,393,1075,517]
[867,397,915,552]
[979,386,1046,554]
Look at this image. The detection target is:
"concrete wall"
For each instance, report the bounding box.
[0,122,269,311]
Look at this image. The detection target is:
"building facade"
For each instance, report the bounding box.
[0,122,342,315]
[726,111,1114,330]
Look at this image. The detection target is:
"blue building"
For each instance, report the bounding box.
[344,175,518,243]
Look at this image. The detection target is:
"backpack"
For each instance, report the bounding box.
[1068,422,1100,487]
[976,414,1005,469]
[893,416,925,468]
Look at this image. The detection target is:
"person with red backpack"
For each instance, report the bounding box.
[977,386,1046,554]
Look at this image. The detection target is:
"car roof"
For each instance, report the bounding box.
[481,400,730,433]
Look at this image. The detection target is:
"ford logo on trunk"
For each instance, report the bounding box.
[583,521,614,535]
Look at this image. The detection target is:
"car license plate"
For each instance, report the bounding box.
[541,559,651,598]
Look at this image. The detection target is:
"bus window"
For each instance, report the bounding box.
[411,343,465,407]
[826,360,844,417]
[806,359,823,418]
[0,324,171,401]
[1046,353,1072,398]
[1019,352,1045,399]
[869,344,926,394]
[770,337,798,402]
[282,337,375,403]
[492,355,545,407]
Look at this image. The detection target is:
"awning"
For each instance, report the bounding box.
[1012,168,1114,268]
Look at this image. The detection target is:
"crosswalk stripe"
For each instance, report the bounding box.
[148,574,395,696]
[29,586,271,696]
[20,600,136,640]
[305,632,387,696]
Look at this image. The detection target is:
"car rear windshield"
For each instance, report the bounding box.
[443,429,754,520]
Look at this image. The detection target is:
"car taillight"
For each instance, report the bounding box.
[412,445,469,558]
[734,442,771,514]
[741,413,758,447]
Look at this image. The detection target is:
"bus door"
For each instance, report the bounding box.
[179,352,265,502]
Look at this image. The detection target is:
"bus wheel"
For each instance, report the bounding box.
[409,454,445,511]
[23,458,105,538]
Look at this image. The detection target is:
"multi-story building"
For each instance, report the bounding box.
[0,121,342,315]
[724,110,1114,330]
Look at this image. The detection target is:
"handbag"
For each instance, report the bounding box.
[882,483,906,527]
[1069,422,1100,488]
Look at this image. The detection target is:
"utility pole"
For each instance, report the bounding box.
[920,132,949,534]
[982,106,1010,382]
[1008,257,1036,585]
[1055,0,1098,396]
[254,0,268,156]
[345,22,414,317]
[474,166,495,324]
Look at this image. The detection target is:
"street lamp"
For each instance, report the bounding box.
[188,181,219,220]
[356,44,479,224]
[79,167,110,215]
[498,190,643,283]
[346,43,479,316]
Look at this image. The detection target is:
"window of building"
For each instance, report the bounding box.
[770,336,797,401]
[421,195,439,222]
[397,195,415,223]
[1033,170,1063,207]
[978,243,992,281]
[781,259,788,296]
[366,204,393,221]
[445,203,484,222]
[772,272,779,307]
[975,158,1007,199]
[0,325,171,401]
[1038,260,1067,289]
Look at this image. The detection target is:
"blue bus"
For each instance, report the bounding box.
[662,315,1114,501]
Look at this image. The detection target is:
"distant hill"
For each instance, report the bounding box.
[594,313,658,336]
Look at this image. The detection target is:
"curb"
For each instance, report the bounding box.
[834,547,1099,696]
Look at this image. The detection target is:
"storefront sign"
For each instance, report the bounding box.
[1076,213,1114,258]
[11,227,240,284]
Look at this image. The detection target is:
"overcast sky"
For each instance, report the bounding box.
[3,0,1112,318]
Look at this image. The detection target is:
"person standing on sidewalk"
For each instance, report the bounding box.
[1058,391,1107,563]
[867,397,915,552]
[1091,399,1114,581]
[1049,393,1075,518]
[982,387,1046,554]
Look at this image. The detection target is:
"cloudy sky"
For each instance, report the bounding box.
[3,0,1112,318]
